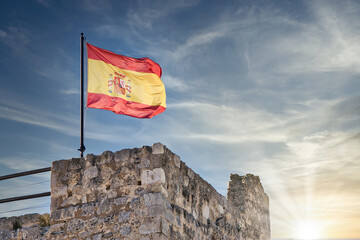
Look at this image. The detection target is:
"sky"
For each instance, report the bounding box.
[0,0,359,238]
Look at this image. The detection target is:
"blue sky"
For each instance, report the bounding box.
[0,0,359,238]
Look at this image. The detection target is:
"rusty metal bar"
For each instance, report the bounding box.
[0,192,51,204]
[0,167,51,181]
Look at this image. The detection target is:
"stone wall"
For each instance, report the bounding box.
[0,143,270,240]
[227,174,270,240]
[0,213,49,239]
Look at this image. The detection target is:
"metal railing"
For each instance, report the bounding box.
[0,167,51,204]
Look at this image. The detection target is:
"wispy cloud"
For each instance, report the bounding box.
[244,1,360,76]
[0,26,30,50]
[59,88,79,95]
[126,0,200,29]
[162,75,188,92]
[0,156,50,172]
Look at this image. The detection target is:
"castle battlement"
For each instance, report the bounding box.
[0,143,270,240]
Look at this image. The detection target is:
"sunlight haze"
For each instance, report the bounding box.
[0,0,359,238]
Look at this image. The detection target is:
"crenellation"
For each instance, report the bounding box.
[0,143,270,239]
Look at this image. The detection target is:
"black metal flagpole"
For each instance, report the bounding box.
[78,33,86,157]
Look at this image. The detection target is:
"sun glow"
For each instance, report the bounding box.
[295,221,321,240]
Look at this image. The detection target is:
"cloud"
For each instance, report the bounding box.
[162,75,188,91]
[126,0,200,29]
[0,156,50,172]
[162,101,287,144]
[0,95,79,137]
[0,29,7,37]
[244,1,360,76]
[171,27,229,60]
[0,26,29,50]
[59,88,79,95]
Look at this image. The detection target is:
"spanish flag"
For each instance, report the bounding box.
[86,43,166,118]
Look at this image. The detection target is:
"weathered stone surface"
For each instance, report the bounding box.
[84,166,98,179]
[61,196,80,207]
[92,233,102,240]
[96,199,112,215]
[120,225,131,236]
[139,217,161,234]
[1,143,270,240]
[143,192,165,206]
[81,203,95,216]
[66,218,85,233]
[173,154,181,168]
[114,149,130,163]
[118,211,130,223]
[141,168,166,185]
[113,196,128,206]
[152,142,165,155]
[227,174,271,240]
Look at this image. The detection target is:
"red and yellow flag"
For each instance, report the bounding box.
[86,43,166,118]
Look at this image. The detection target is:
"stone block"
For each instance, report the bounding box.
[118,211,131,223]
[52,159,69,172]
[79,231,92,238]
[173,154,181,168]
[141,168,166,185]
[103,231,113,238]
[99,151,113,165]
[143,192,165,206]
[49,222,65,235]
[139,217,162,235]
[81,203,95,216]
[69,158,82,170]
[60,196,80,208]
[97,199,112,215]
[163,209,175,223]
[114,196,128,206]
[130,197,140,210]
[153,233,169,240]
[120,226,131,236]
[84,166,98,179]
[85,154,96,167]
[187,168,195,179]
[218,204,225,214]
[51,186,68,198]
[148,205,165,217]
[114,149,131,163]
[66,218,85,233]
[183,176,189,187]
[72,184,85,197]
[135,187,146,195]
[60,206,78,220]
[203,204,210,220]
[106,189,117,199]
[86,217,101,229]
[92,233,102,240]
[102,214,115,224]
[101,166,115,181]
[161,218,170,237]
[139,158,151,168]
[152,143,165,155]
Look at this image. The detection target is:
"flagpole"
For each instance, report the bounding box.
[78,33,86,157]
